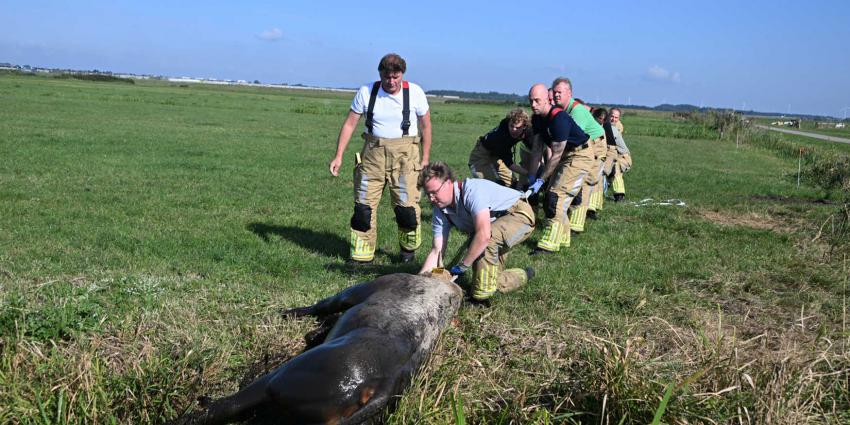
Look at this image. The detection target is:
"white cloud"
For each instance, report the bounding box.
[256,28,283,42]
[645,65,680,83]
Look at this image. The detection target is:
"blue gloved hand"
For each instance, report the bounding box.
[529,178,545,194]
[449,263,469,276]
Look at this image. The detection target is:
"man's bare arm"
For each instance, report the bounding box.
[528,138,545,179]
[418,111,432,166]
[419,233,448,273]
[509,163,528,176]
[539,141,565,180]
[329,110,362,176]
[461,210,491,267]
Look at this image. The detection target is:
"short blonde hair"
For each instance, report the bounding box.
[552,77,572,90]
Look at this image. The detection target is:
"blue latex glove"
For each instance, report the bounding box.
[529,178,545,194]
[449,263,469,276]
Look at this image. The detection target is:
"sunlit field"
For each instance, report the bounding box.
[1,73,848,424]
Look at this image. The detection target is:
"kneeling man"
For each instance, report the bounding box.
[419,161,535,301]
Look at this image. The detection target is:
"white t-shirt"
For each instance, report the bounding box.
[350,81,429,138]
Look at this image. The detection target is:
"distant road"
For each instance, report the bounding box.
[754,124,850,145]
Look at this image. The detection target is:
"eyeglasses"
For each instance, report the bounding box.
[426,179,447,199]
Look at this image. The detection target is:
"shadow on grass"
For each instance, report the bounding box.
[247,222,347,259]
[248,222,426,277]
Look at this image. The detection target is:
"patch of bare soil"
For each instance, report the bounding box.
[699,209,800,233]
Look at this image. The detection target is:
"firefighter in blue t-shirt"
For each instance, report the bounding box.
[526,84,596,253]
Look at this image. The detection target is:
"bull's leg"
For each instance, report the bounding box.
[186,374,274,425]
[282,275,403,318]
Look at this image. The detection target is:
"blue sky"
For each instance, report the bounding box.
[2,0,849,117]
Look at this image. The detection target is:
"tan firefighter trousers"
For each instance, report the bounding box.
[537,144,595,252]
[468,141,513,187]
[350,133,422,262]
[571,135,606,231]
[472,199,535,300]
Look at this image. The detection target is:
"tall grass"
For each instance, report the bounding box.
[1,74,848,423]
[681,111,850,258]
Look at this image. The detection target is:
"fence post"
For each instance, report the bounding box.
[797,148,803,187]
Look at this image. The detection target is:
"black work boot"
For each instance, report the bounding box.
[467,297,492,308]
[399,249,415,263]
[614,193,625,202]
[345,258,373,266]
[530,248,553,256]
[587,210,598,220]
[524,267,536,281]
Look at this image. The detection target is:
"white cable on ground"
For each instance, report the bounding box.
[630,198,687,207]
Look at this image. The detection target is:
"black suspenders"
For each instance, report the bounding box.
[400,82,410,135]
[364,81,411,136]
[364,82,380,134]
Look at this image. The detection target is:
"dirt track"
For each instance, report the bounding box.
[754,124,850,145]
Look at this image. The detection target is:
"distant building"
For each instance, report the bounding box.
[168,77,201,83]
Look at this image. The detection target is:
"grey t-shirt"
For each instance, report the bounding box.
[432,178,522,239]
[611,126,630,155]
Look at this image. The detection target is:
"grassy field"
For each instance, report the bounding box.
[1,74,848,424]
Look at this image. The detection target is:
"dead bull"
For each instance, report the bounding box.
[172,273,462,425]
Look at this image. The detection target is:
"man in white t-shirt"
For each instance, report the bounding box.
[329,53,432,264]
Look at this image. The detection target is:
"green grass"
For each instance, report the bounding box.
[1,74,848,424]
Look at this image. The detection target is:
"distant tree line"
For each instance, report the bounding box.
[53,73,135,84]
[427,90,525,105]
[426,90,837,121]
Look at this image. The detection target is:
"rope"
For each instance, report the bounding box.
[630,198,687,207]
